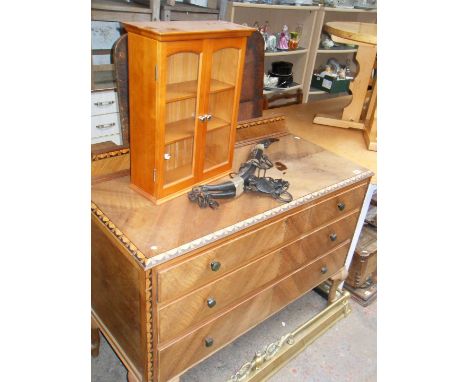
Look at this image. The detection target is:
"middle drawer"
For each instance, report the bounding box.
[157,211,358,343]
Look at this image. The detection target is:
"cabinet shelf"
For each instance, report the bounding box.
[324,6,377,13]
[265,48,308,57]
[231,2,319,11]
[165,116,230,144]
[263,83,301,95]
[166,79,234,103]
[317,47,357,54]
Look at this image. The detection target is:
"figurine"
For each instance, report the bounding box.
[320,33,334,49]
[266,35,277,51]
[260,21,271,50]
[277,25,290,50]
[337,68,346,79]
[319,65,333,77]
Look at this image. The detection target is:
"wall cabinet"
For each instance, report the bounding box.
[124,21,255,203]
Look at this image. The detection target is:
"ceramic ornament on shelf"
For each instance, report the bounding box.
[277,25,290,51]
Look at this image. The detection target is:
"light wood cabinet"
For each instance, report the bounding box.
[124,21,255,203]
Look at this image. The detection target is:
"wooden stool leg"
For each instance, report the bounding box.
[328,268,348,304]
[91,316,100,358]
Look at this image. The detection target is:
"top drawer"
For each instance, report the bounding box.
[157,182,367,303]
[91,90,119,116]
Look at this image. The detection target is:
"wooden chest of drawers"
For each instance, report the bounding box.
[91,133,372,382]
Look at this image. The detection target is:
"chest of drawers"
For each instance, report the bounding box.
[91,89,123,146]
[91,133,372,381]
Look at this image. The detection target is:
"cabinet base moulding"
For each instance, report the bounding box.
[130,168,233,205]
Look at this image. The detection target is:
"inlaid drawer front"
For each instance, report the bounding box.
[283,182,367,242]
[157,212,358,343]
[91,90,119,116]
[157,183,366,303]
[157,219,288,303]
[157,244,349,381]
[91,113,121,139]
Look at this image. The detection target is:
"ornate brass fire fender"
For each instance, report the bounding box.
[228,287,351,382]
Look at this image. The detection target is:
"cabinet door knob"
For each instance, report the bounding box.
[206,114,212,121]
[204,337,214,347]
[321,266,328,274]
[207,297,217,308]
[329,233,337,242]
[198,115,207,121]
[210,261,221,272]
[337,202,346,211]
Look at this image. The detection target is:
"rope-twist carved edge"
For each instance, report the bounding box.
[147,170,373,268]
[237,116,285,130]
[91,202,148,268]
[92,148,130,162]
[145,271,154,381]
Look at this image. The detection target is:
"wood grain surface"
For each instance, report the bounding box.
[158,213,358,342]
[157,244,349,381]
[91,216,144,376]
[123,20,255,42]
[156,183,365,303]
[91,134,371,267]
[324,22,377,45]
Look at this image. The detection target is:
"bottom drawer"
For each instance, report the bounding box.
[158,242,349,381]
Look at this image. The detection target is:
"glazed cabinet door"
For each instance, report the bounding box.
[200,38,247,177]
[157,41,205,197]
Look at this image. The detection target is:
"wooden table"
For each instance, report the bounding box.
[314,22,377,151]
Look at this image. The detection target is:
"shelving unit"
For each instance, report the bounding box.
[224,2,376,106]
[303,5,377,103]
[226,1,320,101]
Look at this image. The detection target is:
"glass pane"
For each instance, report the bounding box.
[204,48,240,172]
[164,52,200,186]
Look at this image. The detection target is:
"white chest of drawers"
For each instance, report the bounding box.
[91,89,122,146]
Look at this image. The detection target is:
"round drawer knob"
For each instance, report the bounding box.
[329,233,337,242]
[207,297,217,308]
[204,337,214,347]
[321,266,328,274]
[210,261,221,272]
[337,202,346,211]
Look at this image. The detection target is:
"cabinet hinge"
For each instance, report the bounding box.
[155,64,158,81]
[153,168,157,183]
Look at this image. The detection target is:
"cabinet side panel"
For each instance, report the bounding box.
[91,217,144,376]
[128,33,158,196]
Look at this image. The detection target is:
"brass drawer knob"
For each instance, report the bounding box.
[321,266,328,274]
[337,202,346,211]
[204,337,214,347]
[329,233,337,242]
[207,297,217,308]
[210,261,221,272]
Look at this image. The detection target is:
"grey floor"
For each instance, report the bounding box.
[92,290,376,382]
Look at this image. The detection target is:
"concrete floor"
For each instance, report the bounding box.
[92,291,376,382]
[92,100,377,381]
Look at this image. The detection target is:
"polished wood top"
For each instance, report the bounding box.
[123,21,255,42]
[91,134,372,269]
[324,22,377,45]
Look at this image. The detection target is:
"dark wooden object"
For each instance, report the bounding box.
[238,31,264,121]
[111,30,264,150]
